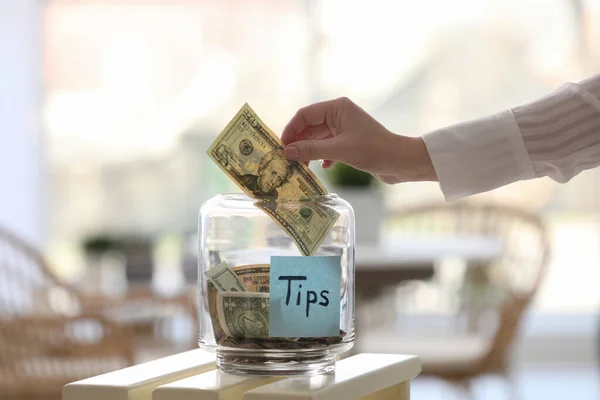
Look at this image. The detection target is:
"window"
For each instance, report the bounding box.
[44,0,600,315]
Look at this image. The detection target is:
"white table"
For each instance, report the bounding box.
[356,235,503,269]
[354,235,503,345]
[355,235,503,297]
[63,350,421,400]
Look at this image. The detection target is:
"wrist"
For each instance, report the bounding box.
[390,134,438,183]
[410,136,438,182]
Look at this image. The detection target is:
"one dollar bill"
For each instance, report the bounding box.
[206,103,339,255]
[217,291,270,338]
[205,262,246,292]
[207,264,270,343]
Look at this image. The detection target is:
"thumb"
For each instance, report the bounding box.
[283,138,343,162]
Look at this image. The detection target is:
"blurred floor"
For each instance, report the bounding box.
[411,364,599,399]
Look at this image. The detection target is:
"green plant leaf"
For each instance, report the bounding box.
[324,163,374,187]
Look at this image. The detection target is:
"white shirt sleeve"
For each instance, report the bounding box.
[422,74,600,201]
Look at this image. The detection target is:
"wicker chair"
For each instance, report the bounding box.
[0,226,197,399]
[355,202,550,396]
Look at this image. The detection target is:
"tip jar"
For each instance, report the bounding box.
[197,193,355,376]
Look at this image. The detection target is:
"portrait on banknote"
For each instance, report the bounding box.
[239,150,294,199]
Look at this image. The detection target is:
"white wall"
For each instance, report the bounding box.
[0,0,43,246]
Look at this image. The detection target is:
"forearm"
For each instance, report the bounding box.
[514,74,600,182]
[421,74,600,200]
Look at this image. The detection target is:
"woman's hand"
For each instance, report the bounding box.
[281,97,437,184]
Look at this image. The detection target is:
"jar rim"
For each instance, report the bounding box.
[216,193,340,202]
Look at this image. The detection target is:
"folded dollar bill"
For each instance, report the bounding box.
[205,262,246,292]
[206,103,339,255]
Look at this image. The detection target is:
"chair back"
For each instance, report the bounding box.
[0,226,82,318]
[0,226,132,395]
[389,201,550,372]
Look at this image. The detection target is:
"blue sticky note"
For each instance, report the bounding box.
[269,255,341,337]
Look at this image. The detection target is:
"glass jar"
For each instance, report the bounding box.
[197,193,355,376]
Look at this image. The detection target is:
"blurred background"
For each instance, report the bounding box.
[2,0,600,398]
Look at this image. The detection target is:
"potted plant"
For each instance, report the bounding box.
[83,233,154,286]
[82,234,123,293]
[325,163,383,246]
[118,235,155,284]
[82,234,121,257]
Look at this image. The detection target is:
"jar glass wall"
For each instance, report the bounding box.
[197,193,355,376]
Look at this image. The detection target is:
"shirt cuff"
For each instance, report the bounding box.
[422,109,535,201]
